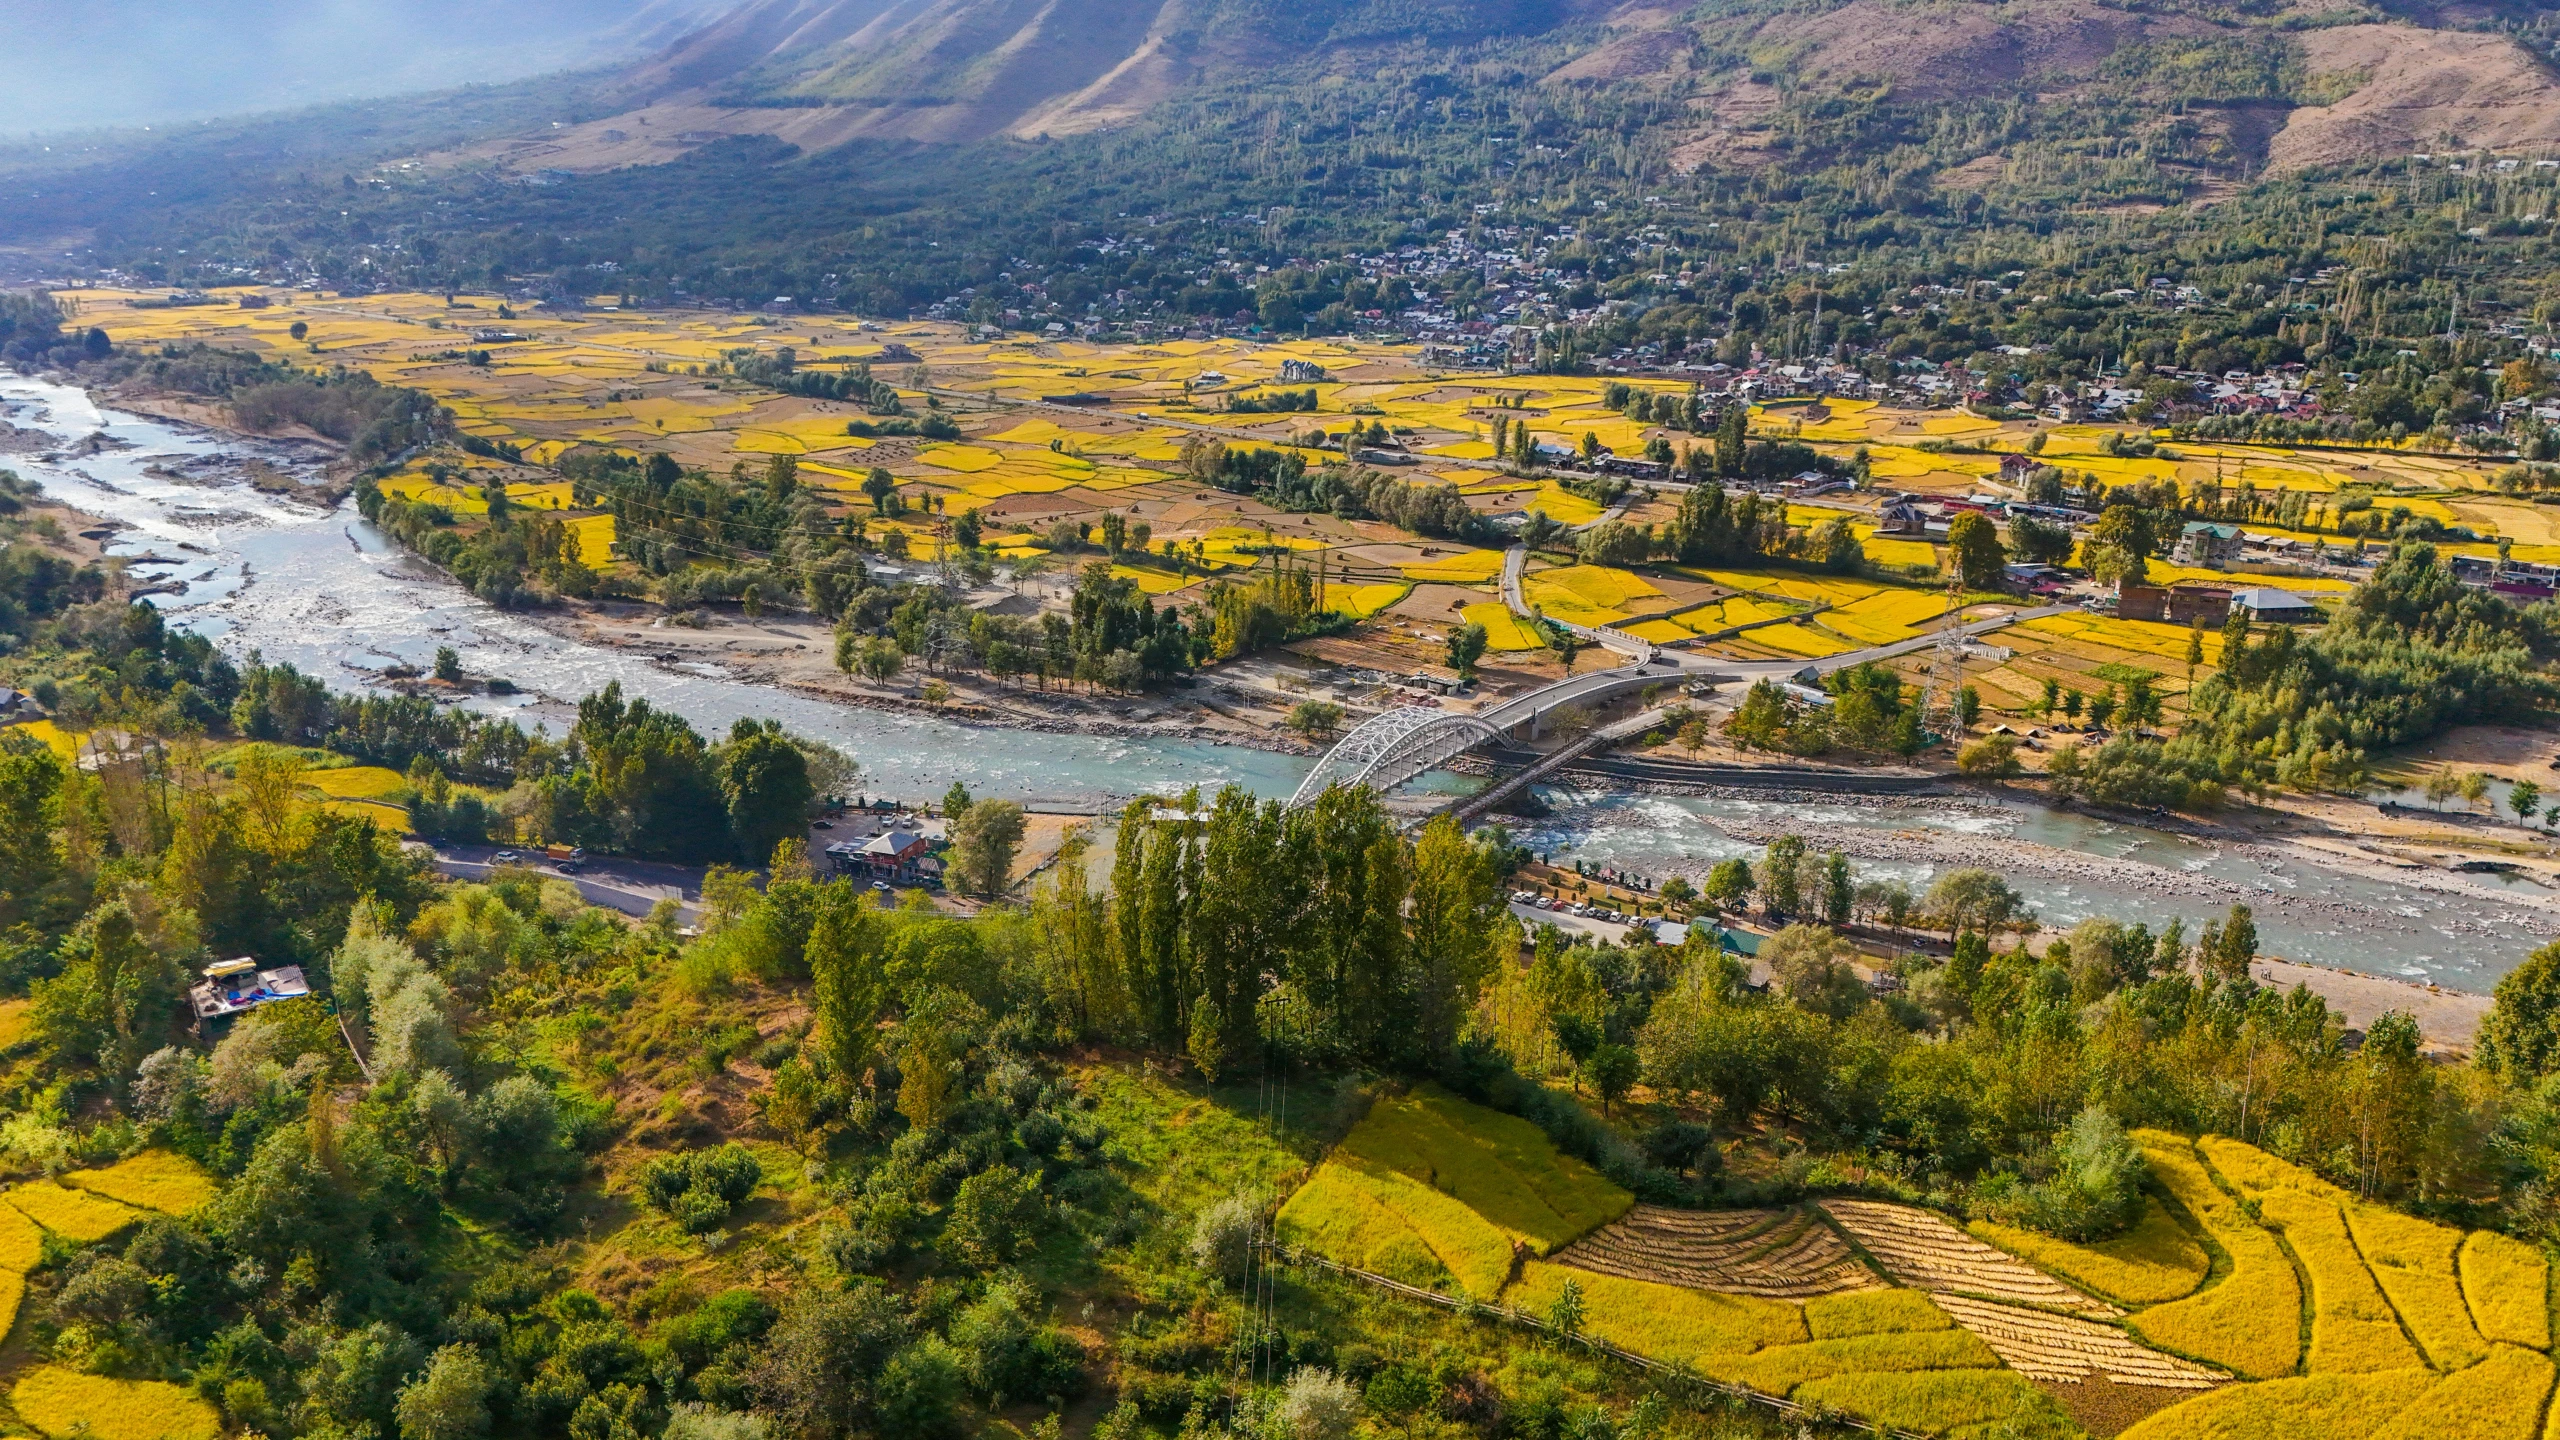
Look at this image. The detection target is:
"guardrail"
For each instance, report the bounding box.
[1263,1243,1927,1439]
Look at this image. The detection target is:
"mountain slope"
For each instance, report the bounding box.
[2269,23,2560,168]
[453,0,1622,156]
[428,0,2560,178]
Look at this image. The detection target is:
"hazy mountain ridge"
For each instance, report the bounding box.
[480,0,2560,169]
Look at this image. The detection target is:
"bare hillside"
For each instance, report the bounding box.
[421,0,2560,174]
[2266,24,2560,170]
[1734,0,2217,100]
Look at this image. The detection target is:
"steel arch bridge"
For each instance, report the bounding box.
[1286,706,1503,810]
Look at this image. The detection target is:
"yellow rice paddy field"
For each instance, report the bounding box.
[53,286,2560,668]
[1278,1096,2556,1440]
[0,1152,222,1438]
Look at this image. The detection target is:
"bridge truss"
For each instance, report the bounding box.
[1286,706,1503,810]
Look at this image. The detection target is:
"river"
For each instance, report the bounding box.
[1,371,2545,993]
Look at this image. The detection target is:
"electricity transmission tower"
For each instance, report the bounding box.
[1917,566,1969,744]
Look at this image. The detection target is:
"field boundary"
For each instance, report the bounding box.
[2194,1141,2316,1375]
[1267,1242,1931,1440]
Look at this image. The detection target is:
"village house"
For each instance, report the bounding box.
[2172,522,2245,567]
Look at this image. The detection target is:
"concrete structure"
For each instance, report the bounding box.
[2118,582,2232,626]
[2172,522,2244,567]
[188,958,310,1035]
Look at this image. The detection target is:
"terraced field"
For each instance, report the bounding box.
[1554,1204,1879,1298]
[1928,1294,2223,1390]
[1821,1198,2121,1317]
[1282,1097,2560,1439]
[0,1152,222,1440]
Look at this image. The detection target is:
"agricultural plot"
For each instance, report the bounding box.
[0,1151,222,1433]
[2197,1137,2423,1374]
[1282,1102,2518,1437]
[1521,565,1665,626]
[2119,1369,2441,1440]
[1865,536,1942,568]
[10,1367,222,1440]
[1819,1199,2120,1316]
[1688,568,1890,608]
[0,1202,41,1271]
[1968,1200,2208,1306]
[2018,613,2227,666]
[2458,1231,2549,1348]
[1274,1155,1515,1297]
[1824,588,1959,645]
[1927,1294,2223,1389]
[2360,1345,2553,1440]
[1462,602,1546,651]
[1701,1329,2003,1394]
[2126,1135,2303,1380]
[1807,1286,1958,1337]
[64,1151,220,1215]
[1327,583,1411,621]
[1109,564,1196,596]
[1664,596,1802,635]
[2343,1203,2487,1371]
[1792,1369,2076,1438]
[1746,622,1862,659]
[4,1180,146,1242]
[1553,1204,1879,1299]
[1508,1258,1813,1358]
[1330,1088,1631,1254]
[300,765,410,801]
[1401,548,1507,584]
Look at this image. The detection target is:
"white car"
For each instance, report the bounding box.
[492,850,522,863]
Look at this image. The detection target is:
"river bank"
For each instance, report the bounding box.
[4,365,2547,994]
[515,594,1325,761]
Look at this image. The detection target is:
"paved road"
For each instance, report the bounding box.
[1508,899,1637,945]
[419,841,704,922]
[1499,544,1658,663]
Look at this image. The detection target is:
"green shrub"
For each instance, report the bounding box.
[636,1144,764,1234]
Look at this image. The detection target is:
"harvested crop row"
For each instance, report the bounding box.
[1929,1293,2225,1390]
[1967,1197,2209,1306]
[2127,1133,2303,1381]
[1820,1198,2118,1316]
[1555,1205,1878,1298]
[1592,1204,1783,1242]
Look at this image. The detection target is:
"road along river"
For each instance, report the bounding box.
[1,371,2546,993]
